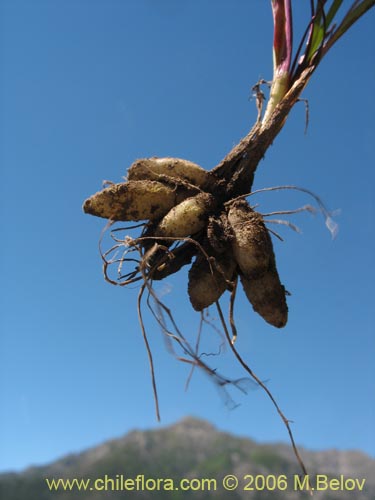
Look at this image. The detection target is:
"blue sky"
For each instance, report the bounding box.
[1,0,374,473]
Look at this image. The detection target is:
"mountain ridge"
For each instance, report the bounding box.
[1,416,374,499]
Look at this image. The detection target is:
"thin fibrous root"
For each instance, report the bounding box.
[140,269,253,411]
[215,300,308,478]
[266,219,302,234]
[226,185,338,238]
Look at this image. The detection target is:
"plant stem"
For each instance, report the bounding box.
[262,71,290,125]
[262,0,293,126]
[211,66,315,198]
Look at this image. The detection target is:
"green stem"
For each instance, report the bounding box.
[262,70,289,126]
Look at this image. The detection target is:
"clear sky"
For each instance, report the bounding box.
[1,0,374,473]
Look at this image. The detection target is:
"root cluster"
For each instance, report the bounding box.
[81,37,345,482]
[83,157,288,329]
[83,150,336,479]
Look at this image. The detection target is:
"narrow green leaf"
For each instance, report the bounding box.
[324,0,375,54]
[326,0,344,26]
[307,23,325,59]
[307,1,329,62]
[311,0,344,53]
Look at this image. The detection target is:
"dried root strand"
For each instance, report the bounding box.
[215,300,307,477]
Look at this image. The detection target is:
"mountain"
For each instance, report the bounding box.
[1,417,374,500]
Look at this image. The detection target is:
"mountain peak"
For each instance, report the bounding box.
[170,415,217,433]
